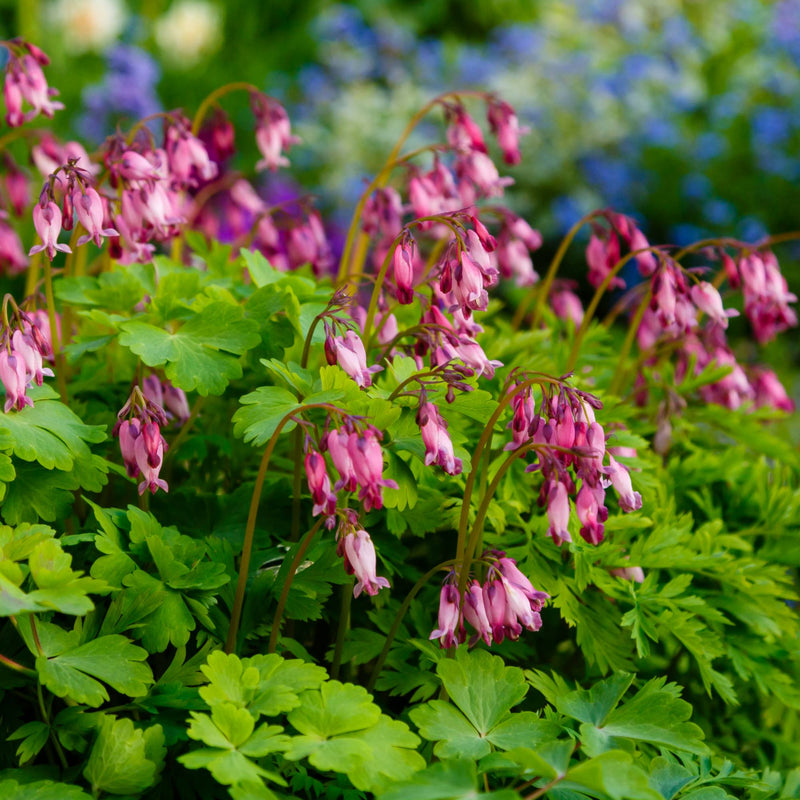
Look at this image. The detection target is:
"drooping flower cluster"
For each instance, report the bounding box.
[505,377,643,546]
[632,243,797,413]
[304,418,399,528]
[430,552,548,648]
[113,386,170,495]
[585,211,657,290]
[0,303,54,413]
[2,39,64,127]
[142,374,192,424]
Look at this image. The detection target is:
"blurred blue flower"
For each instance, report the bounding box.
[703,198,736,226]
[456,45,499,86]
[491,24,543,62]
[693,132,726,160]
[552,195,588,233]
[682,173,712,199]
[580,154,639,209]
[640,118,677,146]
[669,223,708,246]
[752,106,792,147]
[738,216,768,242]
[78,44,161,142]
[771,0,800,64]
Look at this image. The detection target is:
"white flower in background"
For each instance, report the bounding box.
[49,0,128,53]
[154,0,223,68]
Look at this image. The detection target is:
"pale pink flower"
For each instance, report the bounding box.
[418,402,462,475]
[604,456,642,512]
[331,329,382,388]
[29,201,71,260]
[690,281,738,328]
[0,349,32,412]
[341,529,390,598]
[74,187,119,247]
[462,580,492,645]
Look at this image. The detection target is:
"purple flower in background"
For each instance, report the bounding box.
[79,45,162,142]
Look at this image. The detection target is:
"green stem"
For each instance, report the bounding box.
[336,91,485,284]
[267,519,324,653]
[330,581,353,681]
[0,652,36,677]
[457,443,538,599]
[523,776,563,800]
[362,215,463,347]
[191,82,260,136]
[42,257,67,404]
[565,245,661,372]
[513,211,599,332]
[608,286,652,396]
[366,560,455,693]
[224,402,338,654]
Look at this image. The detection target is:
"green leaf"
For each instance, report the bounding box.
[119,302,260,395]
[344,716,425,792]
[182,707,287,787]
[36,632,154,707]
[232,386,301,446]
[437,647,528,734]
[377,759,515,800]
[598,677,711,756]
[287,680,380,739]
[244,653,328,717]
[0,395,105,470]
[8,721,50,765]
[0,779,92,800]
[411,700,491,759]
[84,716,165,796]
[565,750,663,800]
[529,671,634,725]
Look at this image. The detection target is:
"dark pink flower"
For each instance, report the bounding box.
[252,95,300,172]
[392,233,416,304]
[134,422,168,495]
[305,448,337,518]
[347,427,397,511]
[546,480,572,545]
[118,418,141,477]
[690,281,738,328]
[430,583,462,648]
[487,99,528,165]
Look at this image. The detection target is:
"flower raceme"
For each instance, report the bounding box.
[430,554,549,649]
[0,306,54,413]
[2,39,64,127]
[114,386,170,495]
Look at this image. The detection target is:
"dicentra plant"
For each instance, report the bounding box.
[0,38,798,800]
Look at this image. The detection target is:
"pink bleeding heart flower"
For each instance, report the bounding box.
[418,401,462,475]
[0,349,33,412]
[74,187,119,247]
[305,448,337,518]
[487,98,529,165]
[430,583,462,648]
[134,422,168,495]
[340,528,390,598]
[29,201,71,260]
[331,329,382,388]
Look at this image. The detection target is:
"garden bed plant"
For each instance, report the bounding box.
[0,38,798,800]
